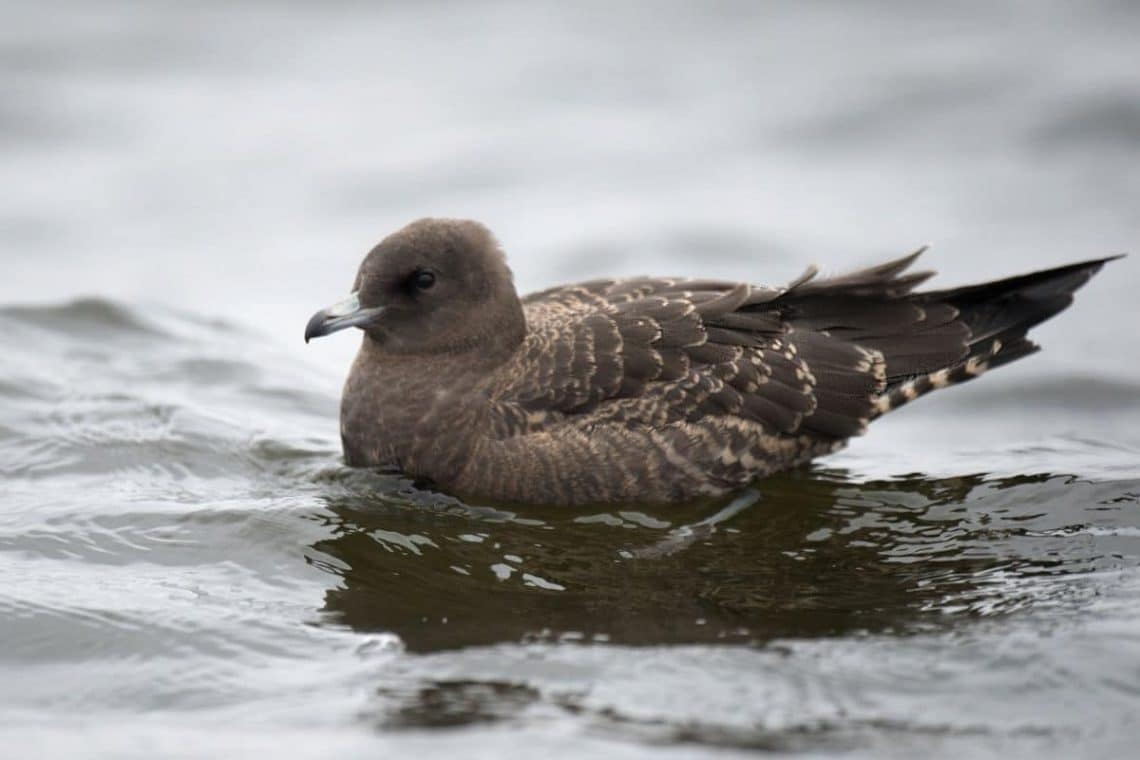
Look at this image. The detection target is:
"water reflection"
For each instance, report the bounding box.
[307,468,1124,653]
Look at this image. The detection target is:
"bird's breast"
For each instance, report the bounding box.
[338,344,489,481]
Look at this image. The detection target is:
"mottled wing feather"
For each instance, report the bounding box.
[498,273,878,445]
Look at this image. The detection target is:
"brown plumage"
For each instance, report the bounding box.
[304,218,1117,507]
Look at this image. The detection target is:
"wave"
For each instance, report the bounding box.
[0,298,340,485]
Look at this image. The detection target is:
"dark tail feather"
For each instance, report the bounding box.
[916,255,1121,358]
[872,255,1121,416]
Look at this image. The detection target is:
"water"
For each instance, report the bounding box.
[2,1,1139,757]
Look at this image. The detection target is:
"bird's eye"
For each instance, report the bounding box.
[411,270,436,291]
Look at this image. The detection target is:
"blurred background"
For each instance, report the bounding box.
[3,0,1137,378]
[3,2,1139,758]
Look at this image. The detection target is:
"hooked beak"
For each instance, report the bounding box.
[304,292,386,343]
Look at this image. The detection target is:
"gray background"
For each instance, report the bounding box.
[3,0,1137,383]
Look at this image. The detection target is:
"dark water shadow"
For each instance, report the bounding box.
[304,467,1135,654]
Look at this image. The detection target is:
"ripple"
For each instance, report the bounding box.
[0,297,165,337]
[0,296,339,489]
[363,604,1140,754]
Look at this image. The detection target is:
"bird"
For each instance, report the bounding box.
[304,218,1117,507]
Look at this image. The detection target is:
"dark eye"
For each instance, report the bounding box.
[411,269,436,291]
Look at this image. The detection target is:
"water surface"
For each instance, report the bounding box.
[2,1,1140,757]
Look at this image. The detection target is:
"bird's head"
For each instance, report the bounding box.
[305,218,525,357]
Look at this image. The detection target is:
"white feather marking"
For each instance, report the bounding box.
[965,357,987,376]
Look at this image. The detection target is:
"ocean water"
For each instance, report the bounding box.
[2,1,1139,757]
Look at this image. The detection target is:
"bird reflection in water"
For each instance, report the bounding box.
[305,469,1100,654]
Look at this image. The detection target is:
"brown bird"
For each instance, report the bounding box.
[305,218,1116,507]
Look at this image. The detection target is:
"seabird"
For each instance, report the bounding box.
[305,218,1117,506]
